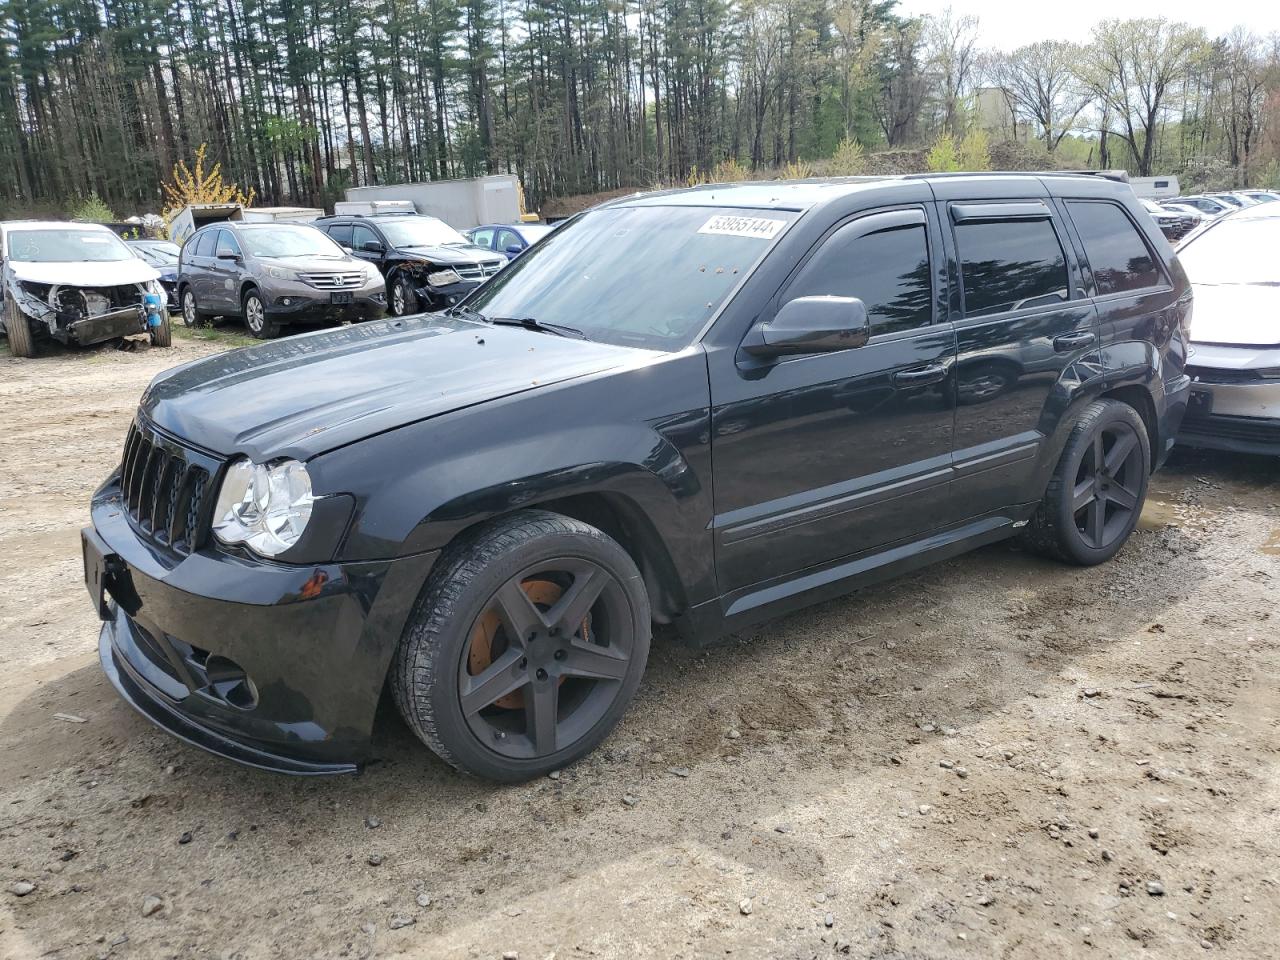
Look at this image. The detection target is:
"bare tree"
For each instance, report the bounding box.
[1078,18,1207,176]
[922,7,980,137]
[989,41,1093,151]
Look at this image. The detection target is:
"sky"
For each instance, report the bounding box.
[895,0,1280,51]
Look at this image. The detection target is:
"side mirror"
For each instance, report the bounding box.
[505,243,523,255]
[360,240,384,254]
[216,251,240,261]
[744,296,870,358]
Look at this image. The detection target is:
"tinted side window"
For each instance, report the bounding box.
[190,230,212,258]
[786,221,933,335]
[326,223,353,248]
[1067,201,1162,296]
[215,230,241,258]
[956,218,1068,317]
[352,225,379,250]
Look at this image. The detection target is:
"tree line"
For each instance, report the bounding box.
[0,1,1278,219]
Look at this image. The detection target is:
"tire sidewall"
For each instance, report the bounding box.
[1053,402,1150,565]
[242,290,272,338]
[181,288,199,328]
[391,276,413,316]
[409,522,650,782]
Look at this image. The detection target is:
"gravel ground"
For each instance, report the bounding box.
[0,335,1276,960]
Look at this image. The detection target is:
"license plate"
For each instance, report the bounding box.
[330,292,354,305]
[81,528,113,621]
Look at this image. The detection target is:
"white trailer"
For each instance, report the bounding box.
[1129,176,1180,200]
[333,200,416,217]
[166,203,244,245]
[342,175,523,229]
[241,206,324,224]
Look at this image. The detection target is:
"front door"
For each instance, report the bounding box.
[942,198,1098,517]
[210,229,244,311]
[709,205,956,595]
[351,224,385,273]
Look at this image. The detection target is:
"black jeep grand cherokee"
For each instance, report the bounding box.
[84,174,1192,781]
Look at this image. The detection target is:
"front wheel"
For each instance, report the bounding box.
[180,288,202,328]
[389,275,416,317]
[150,309,172,347]
[242,290,280,339]
[1022,399,1150,565]
[3,296,35,358]
[391,511,651,781]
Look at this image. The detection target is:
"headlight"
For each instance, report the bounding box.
[212,458,316,558]
[427,268,462,287]
[265,265,296,281]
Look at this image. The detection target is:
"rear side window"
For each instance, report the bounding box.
[326,223,353,248]
[189,230,213,258]
[1067,201,1162,296]
[956,219,1068,317]
[786,221,933,335]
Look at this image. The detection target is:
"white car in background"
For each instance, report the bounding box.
[1176,202,1280,455]
[1,221,171,358]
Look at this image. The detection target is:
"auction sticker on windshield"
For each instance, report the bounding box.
[697,215,788,240]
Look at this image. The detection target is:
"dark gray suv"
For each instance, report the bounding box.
[178,222,387,339]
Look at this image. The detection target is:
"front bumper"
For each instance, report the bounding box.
[86,477,437,774]
[265,290,387,322]
[1179,349,1280,454]
[414,278,481,312]
[67,306,150,346]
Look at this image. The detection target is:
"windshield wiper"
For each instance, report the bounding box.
[487,316,589,340]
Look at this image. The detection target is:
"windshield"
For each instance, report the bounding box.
[133,243,179,265]
[1179,219,1280,285]
[464,205,795,350]
[7,229,135,263]
[377,217,468,248]
[518,224,556,242]
[240,226,344,258]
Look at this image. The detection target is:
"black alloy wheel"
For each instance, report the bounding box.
[1022,398,1151,565]
[459,559,636,761]
[392,511,650,781]
[1070,420,1144,550]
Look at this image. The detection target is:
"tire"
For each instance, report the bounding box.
[1022,399,1151,566]
[389,275,416,317]
[241,289,279,339]
[957,360,1017,405]
[3,296,35,358]
[150,308,172,347]
[180,287,202,328]
[391,510,651,782]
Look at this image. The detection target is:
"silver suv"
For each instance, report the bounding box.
[178,223,386,339]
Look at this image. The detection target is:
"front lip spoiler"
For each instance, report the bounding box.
[99,621,358,776]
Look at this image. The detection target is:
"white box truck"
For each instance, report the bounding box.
[241,206,324,224]
[342,175,524,229]
[166,203,244,245]
[333,200,416,217]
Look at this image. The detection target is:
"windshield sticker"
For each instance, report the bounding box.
[697,215,787,240]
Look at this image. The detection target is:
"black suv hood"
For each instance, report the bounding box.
[141,316,643,461]
[394,243,498,266]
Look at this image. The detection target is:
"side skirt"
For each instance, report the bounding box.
[675,506,1036,647]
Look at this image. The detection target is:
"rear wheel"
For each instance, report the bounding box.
[242,290,280,339]
[391,510,651,781]
[180,288,202,328]
[1023,399,1150,565]
[3,296,35,358]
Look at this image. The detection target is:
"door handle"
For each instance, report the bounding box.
[1053,331,1096,352]
[892,364,947,387]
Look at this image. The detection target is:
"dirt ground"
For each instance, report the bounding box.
[0,335,1276,960]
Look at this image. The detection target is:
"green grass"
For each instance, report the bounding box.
[173,324,257,349]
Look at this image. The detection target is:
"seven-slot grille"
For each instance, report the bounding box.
[120,419,217,554]
[296,271,365,290]
[456,260,504,282]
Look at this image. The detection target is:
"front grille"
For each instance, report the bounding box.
[120,419,219,554]
[296,272,365,290]
[456,261,504,282]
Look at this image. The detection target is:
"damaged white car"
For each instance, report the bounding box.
[1,221,171,358]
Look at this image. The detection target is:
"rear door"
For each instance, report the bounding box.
[942,195,1097,517]
[709,204,956,594]
[184,229,216,308]
[210,229,244,311]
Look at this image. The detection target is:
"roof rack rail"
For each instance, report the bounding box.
[903,169,1130,183]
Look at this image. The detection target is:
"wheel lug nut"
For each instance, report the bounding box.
[519,657,528,669]
[536,668,548,681]
[554,649,566,661]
